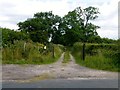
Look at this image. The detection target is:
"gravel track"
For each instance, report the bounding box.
[2,53,118,82]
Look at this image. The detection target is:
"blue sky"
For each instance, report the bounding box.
[0,0,119,39]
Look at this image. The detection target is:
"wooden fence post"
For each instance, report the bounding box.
[82,43,85,60]
[52,44,55,58]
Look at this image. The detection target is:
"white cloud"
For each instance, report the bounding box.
[92,0,118,39]
[0,0,119,39]
[0,15,9,21]
[97,29,118,39]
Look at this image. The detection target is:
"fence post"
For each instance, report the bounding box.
[82,43,85,60]
[24,42,26,52]
[52,44,55,58]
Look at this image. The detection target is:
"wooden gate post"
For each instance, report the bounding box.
[82,43,85,60]
[52,44,55,58]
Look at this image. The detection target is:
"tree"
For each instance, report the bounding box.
[1,28,29,46]
[60,11,83,46]
[17,6,100,48]
[58,6,100,46]
[18,11,62,44]
[74,6,100,60]
[74,6,100,42]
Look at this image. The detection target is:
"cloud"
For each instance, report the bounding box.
[68,0,118,39]
[97,29,118,39]
[0,0,119,39]
[91,0,118,39]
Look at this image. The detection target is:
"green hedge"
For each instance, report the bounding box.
[72,42,118,55]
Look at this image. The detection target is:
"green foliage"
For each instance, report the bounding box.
[84,54,118,71]
[71,42,119,72]
[62,51,70,63]
[101,38,117,44]
[1,28,29,47]
[2,6,117,47]
[58,6,100,46]
[1,5,119,68]
[18,11,62,44]
[2,40,63,64]
[75,6,100,42]
[16,6,101,46]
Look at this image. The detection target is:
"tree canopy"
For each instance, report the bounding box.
[1,28,29,47]
[18,11,61,44]
[1,6,116,46]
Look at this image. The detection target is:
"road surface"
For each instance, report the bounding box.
[2,53,118,88]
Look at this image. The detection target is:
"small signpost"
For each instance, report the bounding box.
[43,45,46,50]
[24,42,26,51]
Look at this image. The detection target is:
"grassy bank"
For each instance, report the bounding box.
[71,42,119,72]
[2,40,63,64]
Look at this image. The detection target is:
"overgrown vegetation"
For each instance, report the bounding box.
[71,42,119,72]
[1,5,119,71]
[2,40,63,64]
[62,51,70,63]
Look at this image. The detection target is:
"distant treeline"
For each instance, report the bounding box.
[1,27,118,47]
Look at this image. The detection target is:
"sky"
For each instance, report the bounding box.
[0,0,119,39]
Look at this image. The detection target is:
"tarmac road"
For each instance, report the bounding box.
[2,78,118,88]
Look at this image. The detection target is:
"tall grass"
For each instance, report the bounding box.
[71,42,119,72]
[2,40,63,64]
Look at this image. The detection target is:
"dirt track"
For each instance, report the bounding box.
[2,53,118,82]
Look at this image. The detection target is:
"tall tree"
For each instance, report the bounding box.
[61,11,83,46]
[60,6,100,46]
[17,6,100,47]
[75,6,100,60]
[18,11,61,44]
[75,6,100,42]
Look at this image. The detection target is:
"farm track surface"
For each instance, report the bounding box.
[2,52,118,83]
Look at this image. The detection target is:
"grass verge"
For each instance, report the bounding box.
[72,51,119,72]
[71,42,119,72]
[62,51,70,63]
